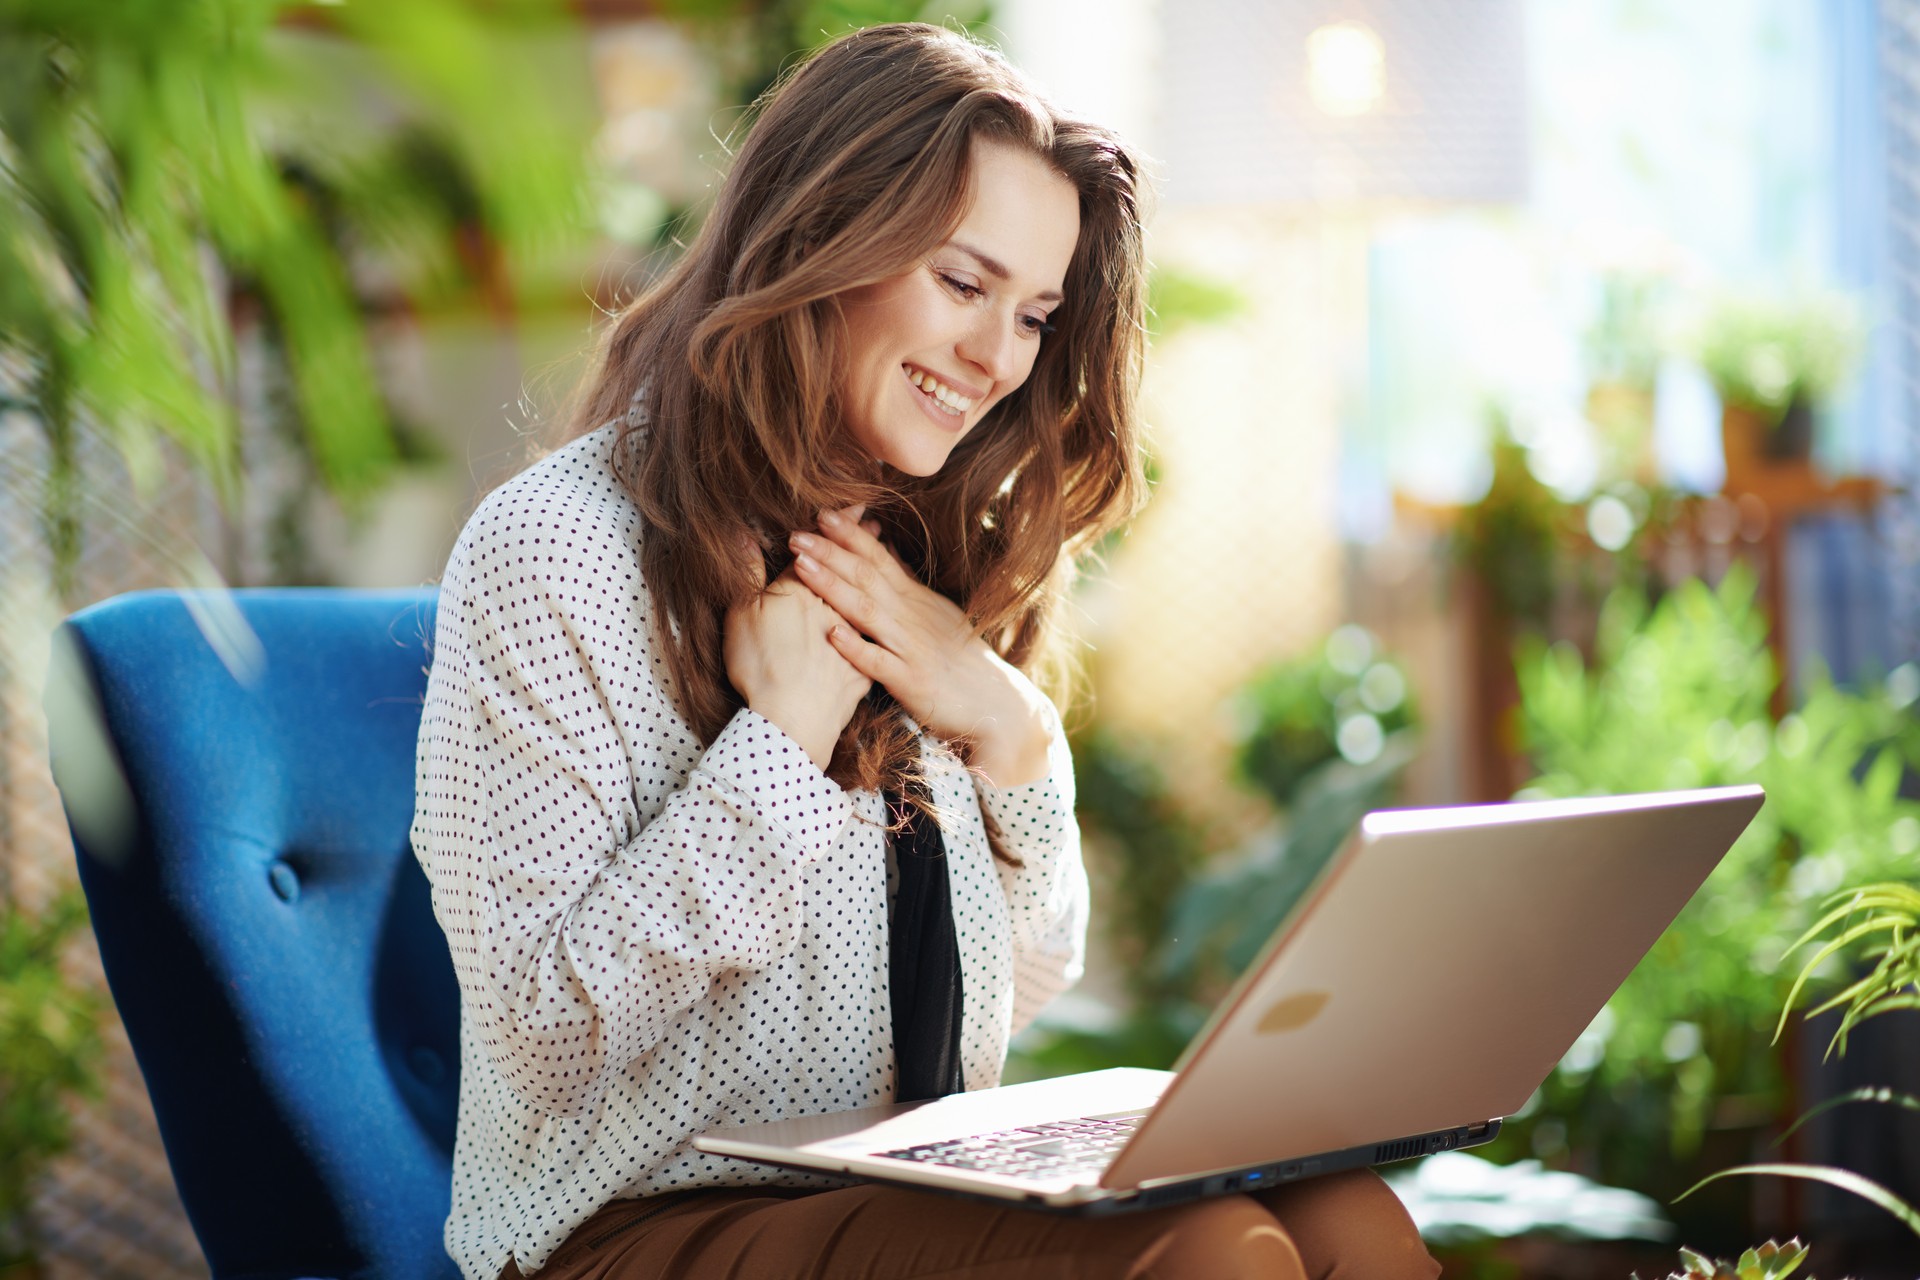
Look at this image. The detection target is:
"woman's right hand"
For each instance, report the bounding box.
[724,556,871,773]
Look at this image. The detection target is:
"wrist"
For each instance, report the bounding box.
[968,702,1052,788]
[746,699,836,772]
[954,645,1054,787]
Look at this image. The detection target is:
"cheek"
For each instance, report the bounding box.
[1009,343,1047,396]
[838,294,910,387]
[986,367,1039,421]
[843,333,898,417]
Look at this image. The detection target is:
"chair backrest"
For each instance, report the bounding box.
[47,588,459,1280]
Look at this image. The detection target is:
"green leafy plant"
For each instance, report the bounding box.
[1778,883,1920,1056]
[1499,566,1920,1216]
[1634,1238,1821,1280]
[1683,286,1865,426]
[1670,882,1920,1243]
[1680,1160,1920,1239]
[0,890,104,1271]
[1452,422,1574,628]
[1,0,591,594]
[1224,624,1416,808]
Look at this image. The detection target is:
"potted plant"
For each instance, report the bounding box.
[1637,1238,1817,1279]
[1683,286,1865,485]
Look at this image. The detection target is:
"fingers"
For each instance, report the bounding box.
[845,511,910,574]
[870,527,909,574]
[741,569,871,686]
[790,529,877,590]
[790,529,893,642]
[725,565,873,768]
[827,619,908,687]
[816,506,897,571]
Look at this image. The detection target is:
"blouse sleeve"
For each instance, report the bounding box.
[411,498,851,1119]
[979,702,1088,1037]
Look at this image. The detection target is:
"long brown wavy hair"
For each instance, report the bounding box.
[562,23,1148,837]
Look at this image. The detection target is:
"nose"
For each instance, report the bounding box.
[955,310,1022,386]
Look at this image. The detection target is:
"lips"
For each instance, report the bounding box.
[903,364,979,415]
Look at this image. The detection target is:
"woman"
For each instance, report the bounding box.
[413,22,1438,1280]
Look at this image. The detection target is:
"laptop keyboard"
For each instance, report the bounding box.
[879,1113,1145,1182]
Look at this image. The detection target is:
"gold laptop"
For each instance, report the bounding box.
[696,786,1764,1213]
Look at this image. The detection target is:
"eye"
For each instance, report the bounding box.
[1020,314,1058,337]
[936,270,984,300]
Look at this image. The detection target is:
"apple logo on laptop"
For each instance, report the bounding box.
[1257,991,1330,1034]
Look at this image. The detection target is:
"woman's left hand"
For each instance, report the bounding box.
[790,505,1053,787]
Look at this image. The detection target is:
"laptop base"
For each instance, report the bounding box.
[701,1102,1500,1216]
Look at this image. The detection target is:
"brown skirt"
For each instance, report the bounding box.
[498,1167,1438,1280]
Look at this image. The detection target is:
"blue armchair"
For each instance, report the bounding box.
[46,588,461,1280]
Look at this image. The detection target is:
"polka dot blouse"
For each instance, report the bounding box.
[410,425,1089,1280]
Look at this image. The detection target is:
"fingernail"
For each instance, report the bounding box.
[819,509,842,526]
[791,532,815,549]
[797,553,820,572]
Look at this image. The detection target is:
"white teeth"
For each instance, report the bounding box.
[905,366,974,414]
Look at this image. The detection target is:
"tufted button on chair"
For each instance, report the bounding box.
[45,588,460,1280]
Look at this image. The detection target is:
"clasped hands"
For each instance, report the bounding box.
[722,506,1052,788]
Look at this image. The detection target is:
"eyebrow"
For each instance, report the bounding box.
[948,240,1064,304]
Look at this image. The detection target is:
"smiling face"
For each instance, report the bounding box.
[836,138,1082,477]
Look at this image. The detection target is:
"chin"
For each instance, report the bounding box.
[867,431,964,478]
[887,449,957,478]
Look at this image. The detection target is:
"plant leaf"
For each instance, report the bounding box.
[1676,1163,1920,1239]
[1777,1087,1920,1144]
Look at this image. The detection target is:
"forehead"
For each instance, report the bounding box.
[950,138,1080,295]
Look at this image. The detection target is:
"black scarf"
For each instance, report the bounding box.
[884,784,965,1102]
